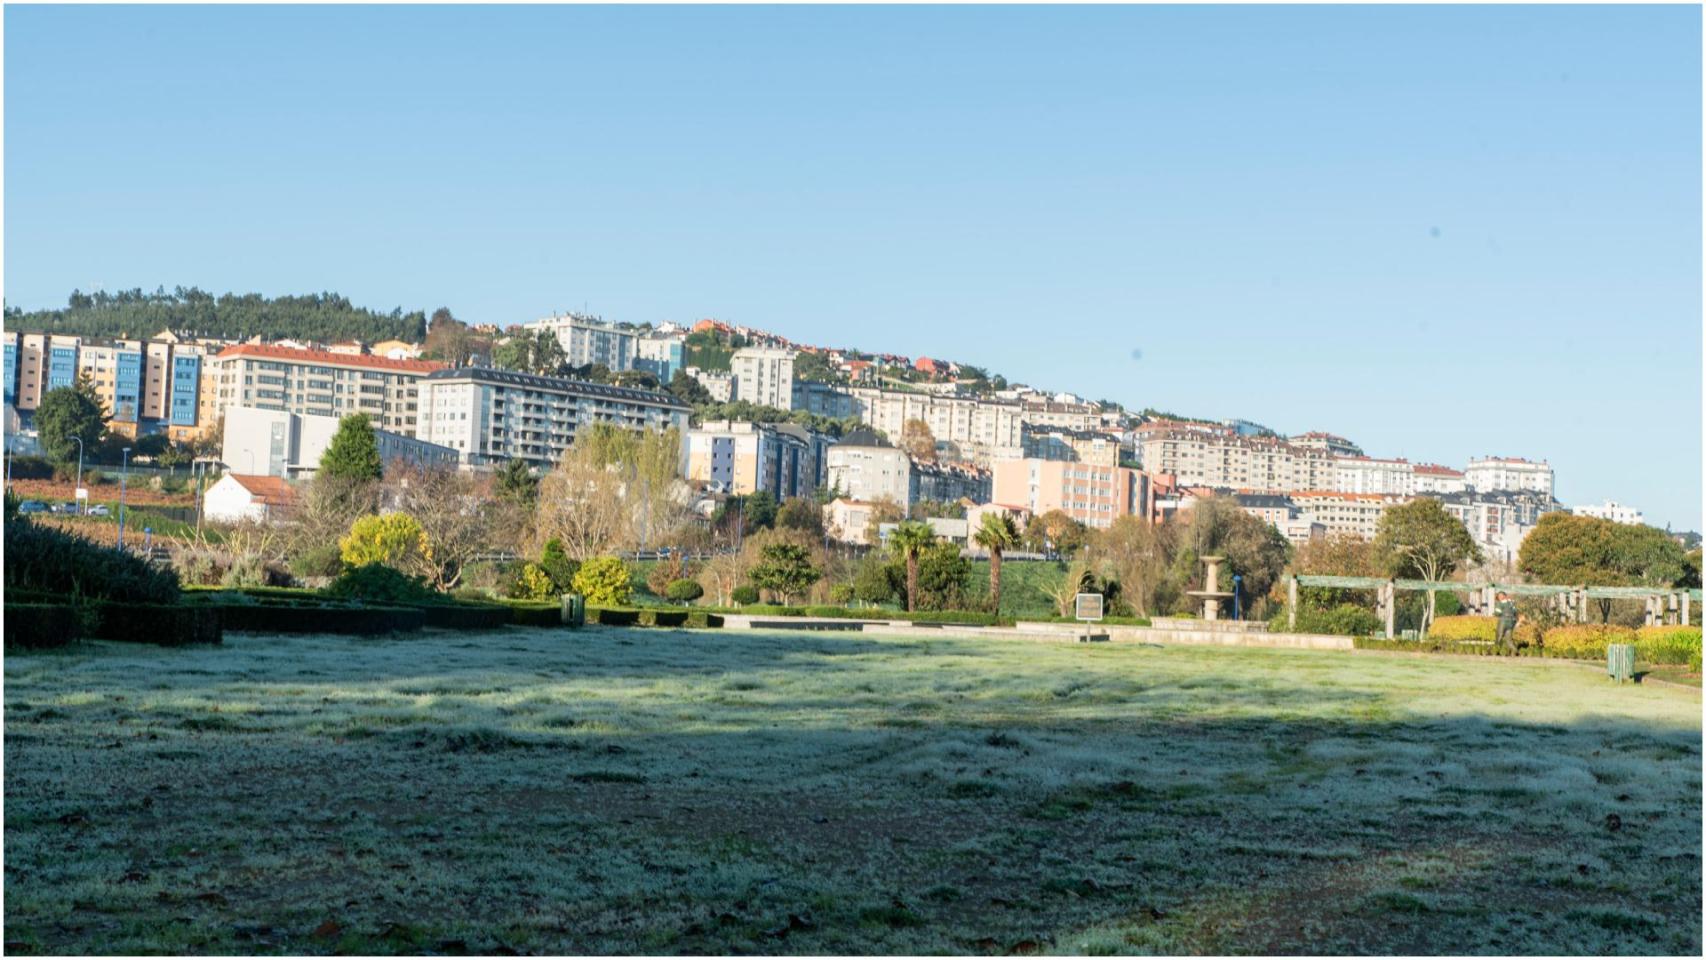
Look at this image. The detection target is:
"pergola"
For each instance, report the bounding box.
[1287,575,1702,639]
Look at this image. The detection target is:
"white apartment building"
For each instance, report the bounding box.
[1333,456,1414,496]
[633,332,686,382]
[1464,457,1554,496]
[1411,463,1467,494]
[206,344,443,435]
[730,347,796,409]
[1288,432,1364,457]
[1288,491,1406,540]
[845,386,1024,465]
[825,428,914,508]
[220,405,458,478]
[1137,429,1337,491]
[417,367,690,468]
[1573,500,1646,526]
[685,419,827,501]
[686,366,734,403]
[520,313,637,371]
[1019,399,1102,432]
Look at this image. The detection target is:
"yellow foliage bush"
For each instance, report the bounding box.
[1425,615,1496,643]
[1541,623,1638,660]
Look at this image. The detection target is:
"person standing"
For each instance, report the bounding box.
[1494,591,1520,652]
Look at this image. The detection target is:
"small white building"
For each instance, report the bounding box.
[1574,500,1645,526]
[1464,456,1554,497]
[203,474,297,524]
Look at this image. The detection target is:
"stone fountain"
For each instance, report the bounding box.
[1185,555,1234,621]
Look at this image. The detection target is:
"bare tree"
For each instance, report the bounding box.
[386,462,493,590]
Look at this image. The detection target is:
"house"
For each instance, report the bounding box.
[203,473,297,524]
[824,498,883,545]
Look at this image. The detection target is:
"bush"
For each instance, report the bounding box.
[503,601,564,627]
[217,603,425,635]
[417,603,512,630]
[586,606,723,629]
[509,562,558,601]
[323,563,438,604]
[1541,623,1638,660]
[1354,637,1515,656]
[1426,615,1497,643]
[665,578,704,603]
[1284,604,1383,637]
[3,604,82,649]
[731,584,761,605]
[339,513,427,570]
[570,556,632,606]
[538,539,579,593]
[1633,625,1702,666]
[6,456,55,480]
[3,518,180,604]
[221,554,287,589]
[828,583,854,604]
[92,603,223,646]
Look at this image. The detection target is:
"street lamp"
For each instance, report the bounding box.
[118,447,131,549]
[1232,573,1244,621]
[68,436,84,515]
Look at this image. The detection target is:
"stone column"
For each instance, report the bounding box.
[1683,593,1692,627]
[1288,577,1298,631]
[1383,581,1396,639]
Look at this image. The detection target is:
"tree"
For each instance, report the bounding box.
[340,513,429,573]
[1088,515,1175,618]
[862,497,906,545]
[492,329,567,376]
[972,511,1022,615]
[1025,509,1090,556]
[852,552,902,605]
[776,497,826,540]
[888,520,937,612]
[1518,513,1690,621]
[35,376,107,466]
[386,462,492,590]
[912,542,973,610]
[1374,498,1481,632]
[668,369,714,406]
[748,542,821,604]
[1167,497,1292,618]
[715,491,779,537]
[133,433,171,459]
[900,419,937,462]
[424,308,476,366]
[320,414,383,483]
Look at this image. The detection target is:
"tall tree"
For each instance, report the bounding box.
[492,329,566,376]
[748,542,821,604]
[888,520,937,612]
[1168,496,1292,617]
[1374,498,1480,631]
[34,374,107,466]
[1519,512,1690,620]
[320,413,383,483]
[668,369,714,406]
[423,308,475,366]
[1088,514,1174,617]
[900,419,938,462]
[972,511,1022,615]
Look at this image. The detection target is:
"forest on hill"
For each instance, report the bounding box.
[4,287,427,343]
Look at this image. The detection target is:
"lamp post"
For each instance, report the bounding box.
[1232,574,1243,621]
[68,435,84,515]
[118,446,131,549]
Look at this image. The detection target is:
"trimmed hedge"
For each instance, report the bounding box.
[1354,637,1510,656]
[216,603,426,636]
[417,603,513,630]
[91,603,223,646]
[4,604,82,649]
[1426,615,1497,643]
[1633,625,1702,667]
[587,606,723,629]
[503,601,564,627]
[1540,623,1638,660]
[4,518,180,604]
[723,604,1004,626]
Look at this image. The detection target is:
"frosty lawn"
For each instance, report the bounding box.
[4,627,1700,954]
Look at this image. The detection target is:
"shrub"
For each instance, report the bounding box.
[1634,625,1702,666]
[323,563,438,604]
[731,584,760,605]
[537,539,579,593]
[571,556,632,606]
[665,578,704,603]
[221,554,284,589]
[3,604,82,649]
[339,513,427,571]
[2,518,180,604]
[6,456,55,479]
[509,563,558,601]
[828,583,855,604]
[417,603,512,630]
[748,543,820,604]
[92,603,223,646]
[1286,604,1383,637]
[503,601,564,627]
[1541,623,1638,660]
[289,543,346,580]
[1426,615,1497,643]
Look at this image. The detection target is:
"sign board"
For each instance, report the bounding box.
[1074,592,1104,623]
[75,488,89,501]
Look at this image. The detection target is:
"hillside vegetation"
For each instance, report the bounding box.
[5,287,426,344]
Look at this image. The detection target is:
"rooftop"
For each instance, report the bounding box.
[423,366,690,409]
[214,343,445,374]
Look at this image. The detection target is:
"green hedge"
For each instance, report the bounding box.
[502,601,564,626]
[91,603,223,646]
[1633,625,1702,666]
[216,604,425,636]
[1539,624,1638,660]
[719,604,1004,626]
[4,604,82,649]
[417,603,513,630]
[587,606,723,629]
[1354,637,1512,656]
[4,518,180,603]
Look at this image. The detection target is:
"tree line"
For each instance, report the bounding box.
[6,287,427,343]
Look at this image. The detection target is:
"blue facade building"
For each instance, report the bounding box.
[169,354,200,426]
[47,345,78,391]
[3,340,16,405]
[113,350,143,422]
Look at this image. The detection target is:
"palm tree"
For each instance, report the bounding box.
[888,520,937,612]
[973,511,1022,615]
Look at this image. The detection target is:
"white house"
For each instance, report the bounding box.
[203,474,297,524]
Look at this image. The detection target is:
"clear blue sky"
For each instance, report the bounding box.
[6,5,1700,529]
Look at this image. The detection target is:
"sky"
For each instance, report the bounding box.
[5,5,1701,529]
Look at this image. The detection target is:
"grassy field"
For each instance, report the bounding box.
[4,628,1700,955]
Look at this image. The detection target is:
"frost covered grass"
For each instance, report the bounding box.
[5,627,1701,954]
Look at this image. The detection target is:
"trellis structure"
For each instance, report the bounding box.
[1287,575,1702,639]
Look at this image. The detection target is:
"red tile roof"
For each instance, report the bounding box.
[227,474,297,506]
[1413,463,1464,476]
[214,343,445,374]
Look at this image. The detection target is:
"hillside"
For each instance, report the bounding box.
[4,287,427,344]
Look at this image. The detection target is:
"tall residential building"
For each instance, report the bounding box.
[1023,426,1124,467]
[1138,428,1336,491]
[1333,456,1414,496]
[790,380,859,419]
[1228,492,1325,545]
[207,344,444,435]
[825,428,914,508]
[221,405,459,478]
[1287,491,1406,540]
[634,332,686,383]
[990,458,1152,530]
[1019,399,1102,432]
[730,347,797,409]
[4,332,82,412]
[685,419,828,502]
[417,367,690,469]
[845,386,1024,465]
[1573,500,1646,526]
[1464,457,1555,496]
[912,461,992,505]
[686,366,735,403]
[1425,489,1562,561]
[1411,463,1467,494]
[520,313,638,371]
[1288,432,1365,457]
[4,332,219,441]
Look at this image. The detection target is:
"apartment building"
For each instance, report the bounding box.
[221,405,458,478]
[1288,432,1364,457]
[1019,399,1102,432]
[1138,429,1336,491]
[1425,489,1560,544]
[3,331,220,441]
[1333,456,1414,496]
[1287,491,1406,540]
[208,344,444,435]
[730,347,796,409]
[685,366,734,403]
[845,386,1024,465]
[989,458,1151,530]
[1412,463,1467,494]
[3,332,82,412]
[685,419,828,502]
[1464,457,1555,496]
[1023,426,1124,467]
[1228,492,1325,544]
[825,428,914,508]
[913,461,992,506]
[417,367,690,469]
[790,380,859,419]
[521,313,637,371]
[1573,500,1645,526]
[634,332,685,382]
